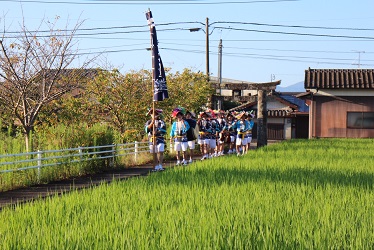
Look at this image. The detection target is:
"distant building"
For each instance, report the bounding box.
[230,92,309,140]
[210,76,309,140]
[299,68,374,138]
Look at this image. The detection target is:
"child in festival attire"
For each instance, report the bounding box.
[145,109,167,171]
[222,112,237,154]
[244,112,255,152]
[184,110,198,163]
[170,108,190,166]
[231,111,251,156]
[197,111,212,160]
[216,110,227,156]
[206,109,220,158]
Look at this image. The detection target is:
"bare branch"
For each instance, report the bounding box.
[0,15,95,151]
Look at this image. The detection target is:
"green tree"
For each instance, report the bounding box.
[37,68,213,143]
[86,69,152,135]
[157,68,213,122]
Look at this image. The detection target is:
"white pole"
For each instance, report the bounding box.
[78,146,83,162]
[111,145,115,167]
[37,150,42,183]
[134,141,139,163]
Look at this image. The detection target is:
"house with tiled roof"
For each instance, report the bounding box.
[300,68,374,138]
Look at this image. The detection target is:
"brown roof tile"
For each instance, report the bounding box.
[304,68,374,89]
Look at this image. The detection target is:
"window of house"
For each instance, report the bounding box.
[347,112,374,129]
[233,89,241,97]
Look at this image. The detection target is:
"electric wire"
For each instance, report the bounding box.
[212,21,374,31]
[1,0,300,5]
[214,26,374,40]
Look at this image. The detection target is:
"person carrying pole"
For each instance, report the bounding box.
[145,109,167,171]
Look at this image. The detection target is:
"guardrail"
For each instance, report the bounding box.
[0,141,150,182]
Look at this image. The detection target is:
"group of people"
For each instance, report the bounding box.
[145,107,255,171]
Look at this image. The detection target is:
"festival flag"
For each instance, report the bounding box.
[146,10,169,102]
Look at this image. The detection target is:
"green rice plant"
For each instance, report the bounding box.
[0,139,373,249]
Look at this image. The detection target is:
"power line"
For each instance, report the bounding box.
[162,47,374,62]
[3,18,372,39]
[214,26,374,40]
[0,0,300,5]
[67,46,374,66]
[162,47,374,66]
[212,21,374,31]
[4,21,371,34]
[161,42,374,54]
[3,21,373,41]
[3,22,202,34]
[1,27,193,39]
[3,26,374,40]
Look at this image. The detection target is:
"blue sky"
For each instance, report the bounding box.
[1,0,374,87]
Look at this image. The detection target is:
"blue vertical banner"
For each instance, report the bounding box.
[146,10,169,102]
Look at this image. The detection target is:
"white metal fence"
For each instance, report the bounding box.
[0,141,150,180]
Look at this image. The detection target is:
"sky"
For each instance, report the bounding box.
[1,0,374,87]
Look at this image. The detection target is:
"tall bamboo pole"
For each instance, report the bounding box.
[148,8,157,168]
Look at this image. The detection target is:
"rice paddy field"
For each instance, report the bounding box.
[0,139,373,249]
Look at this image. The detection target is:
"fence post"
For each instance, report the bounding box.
[37,150,42,184]
[134,141,138,163]
[111,145,115,167]
[169,140,173,153]
[78,146,83,162]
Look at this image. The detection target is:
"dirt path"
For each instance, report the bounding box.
[0,142,268,210]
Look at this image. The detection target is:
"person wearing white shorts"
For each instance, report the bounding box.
[185,111,197,163]
[216,110,227,156]
[244,113,255,153]
[145,109,167,171]
[149,143,165,153]
[236,135,247,146]
[197,112,212,160]
[232,111,250,156]
[174,140,188,152]
[170,108,190,166]
[209,138,217,154]
[221,112,237,154]
[207,111,219,158]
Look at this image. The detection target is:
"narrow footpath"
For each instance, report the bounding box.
[0,160,164,210]
[0,142,263,210]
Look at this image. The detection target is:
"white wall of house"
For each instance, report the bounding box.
[253,100,290,111]
[221,89,233,96]
[267,101,289,110]
[220,89,258,97]
[242,90,258,96]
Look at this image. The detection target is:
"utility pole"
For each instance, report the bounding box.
[217,39,223,109]
[189,18,212,108]
[206,17,210,80]
[352,51,365,68]
[270,74,275,82]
